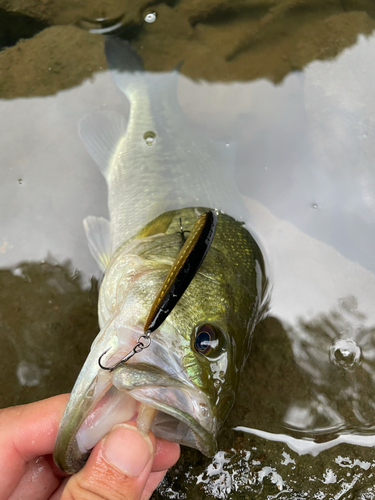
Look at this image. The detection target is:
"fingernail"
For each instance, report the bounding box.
[103,424,154,477]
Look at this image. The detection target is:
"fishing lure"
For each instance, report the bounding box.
[98,210,218,370]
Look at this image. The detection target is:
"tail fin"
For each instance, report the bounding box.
[104,36,179,105]
[104,37,146,101]
[105,37,144,74]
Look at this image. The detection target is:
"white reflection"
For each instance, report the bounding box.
[234,426,375,457]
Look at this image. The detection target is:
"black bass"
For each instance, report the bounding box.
[53,37,267,474]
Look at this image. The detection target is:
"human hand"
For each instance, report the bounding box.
[1,394,180,500]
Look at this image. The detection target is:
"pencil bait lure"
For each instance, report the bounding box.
[98,210,218,371]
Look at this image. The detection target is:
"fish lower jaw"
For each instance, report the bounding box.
[137,397,218,457]
[75,387,217,461]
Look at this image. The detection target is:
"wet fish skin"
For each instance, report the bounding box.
[53,37,267,474]
[122,206,266,390]
[54,207,266,473]
[100,207,266,451]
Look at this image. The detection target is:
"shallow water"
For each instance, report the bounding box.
[1,1,375,497]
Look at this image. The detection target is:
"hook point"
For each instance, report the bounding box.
[98,348,114,371]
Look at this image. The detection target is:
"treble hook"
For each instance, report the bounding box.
[98,210,217,371]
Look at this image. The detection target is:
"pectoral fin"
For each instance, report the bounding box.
[83,216,112,272]
[79,110,127,178]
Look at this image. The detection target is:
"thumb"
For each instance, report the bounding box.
[61,423,155,500]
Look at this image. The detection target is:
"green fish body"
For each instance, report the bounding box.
[53,38,267,474]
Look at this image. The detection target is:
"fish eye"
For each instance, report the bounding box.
[194,324,219,356]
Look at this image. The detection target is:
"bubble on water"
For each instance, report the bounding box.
[144,11,157,23]
[144,131,156,145]
[311,203,319,210]
[339,295,358,313]
[330,338,362,369]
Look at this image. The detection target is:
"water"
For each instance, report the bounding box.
[1,1,375,498]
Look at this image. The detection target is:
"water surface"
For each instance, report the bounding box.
[1,1,375,497]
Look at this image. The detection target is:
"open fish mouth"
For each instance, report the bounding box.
[113,363,216,444]
[54,355,216,474]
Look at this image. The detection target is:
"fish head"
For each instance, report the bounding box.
[54,217,265,474]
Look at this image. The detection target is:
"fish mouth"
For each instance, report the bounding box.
[54,360,217,474]
[113,363,216,448]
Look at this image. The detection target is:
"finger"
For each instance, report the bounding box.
[0,394,69,499]
[50,439,180,500]
[8,456,59,500]
[152,438,180,472]
[49,477,69,500]
[61,423,156,500]
[141,470,168,500]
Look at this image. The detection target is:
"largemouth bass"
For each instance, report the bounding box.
[53,37,267,474]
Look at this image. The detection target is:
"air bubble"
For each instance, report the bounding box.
[144,11,156,23]
[339,295,358,313]
[311,203,318,210]
[330,339,362,369]
[144,131,156,146]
